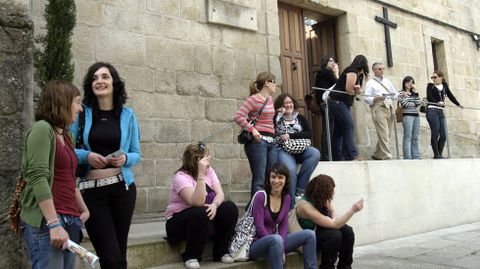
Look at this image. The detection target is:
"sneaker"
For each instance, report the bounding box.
[221,254,235,264]
[184,259,200,269]
[353,156,364,161]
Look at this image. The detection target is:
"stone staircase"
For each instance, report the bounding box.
[77,221,305,269]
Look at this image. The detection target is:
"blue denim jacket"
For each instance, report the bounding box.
[70,106,141,186]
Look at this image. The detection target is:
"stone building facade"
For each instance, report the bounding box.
[10,0,480,219]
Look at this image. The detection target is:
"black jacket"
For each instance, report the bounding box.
[426,82,461,106]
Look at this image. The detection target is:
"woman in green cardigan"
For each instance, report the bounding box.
[20,80,89,269]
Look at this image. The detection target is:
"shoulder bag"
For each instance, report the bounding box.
[395,101,403,122]
[287,200,309,253]
[282,138,311,154]
[229,190,266,261]
[8,171,26,236]
[237,97,269,144]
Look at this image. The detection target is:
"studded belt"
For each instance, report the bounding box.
[79,174,124,190]
[261,135,276,144]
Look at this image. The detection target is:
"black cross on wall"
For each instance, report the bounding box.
[375,7,398,67]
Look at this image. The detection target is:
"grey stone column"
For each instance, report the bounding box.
[0,3,33,268]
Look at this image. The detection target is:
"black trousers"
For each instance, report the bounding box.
[166,201,238,262]
[316,224,355,269]
[82,181,137,269]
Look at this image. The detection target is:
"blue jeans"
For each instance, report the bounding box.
[244,139,278,197]
[328,100,358,160]
[24,215,83,269]
[278,147,320,207]
[402,115,420,159]
[249,230,318,269]
[426,108,446,158]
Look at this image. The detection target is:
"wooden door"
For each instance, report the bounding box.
[278,3,308,115]
[306,19,337,147]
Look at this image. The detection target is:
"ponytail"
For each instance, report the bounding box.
[249,71,275,96]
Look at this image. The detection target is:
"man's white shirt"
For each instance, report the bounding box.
[364,77,398,107]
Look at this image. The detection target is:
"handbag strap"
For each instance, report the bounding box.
[76,108,85,149]
[372,77,391,93]
[246,190,267,215]
[251,96,270,125]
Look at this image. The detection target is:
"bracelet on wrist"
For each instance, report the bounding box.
[46,218,60,226]
[48,222,62,229]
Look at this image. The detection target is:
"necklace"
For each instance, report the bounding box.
[54,127,64,135]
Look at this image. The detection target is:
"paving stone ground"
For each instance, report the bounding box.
[353,222,480,269]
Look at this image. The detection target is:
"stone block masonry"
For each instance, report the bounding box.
[0,3,33,268]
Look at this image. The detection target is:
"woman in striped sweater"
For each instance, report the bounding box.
[234,72,278,197]
[399,76,421,159]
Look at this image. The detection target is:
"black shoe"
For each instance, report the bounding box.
[371,155,381,160]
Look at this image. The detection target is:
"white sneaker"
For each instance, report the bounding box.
[221,254,235,263]
[184,259,200,269]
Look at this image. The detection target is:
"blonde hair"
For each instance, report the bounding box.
[249,72,275,96]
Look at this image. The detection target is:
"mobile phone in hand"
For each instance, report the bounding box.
[106,150,124,159]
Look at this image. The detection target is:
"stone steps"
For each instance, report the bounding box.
[76,221,306,269]
[146,253,304,269]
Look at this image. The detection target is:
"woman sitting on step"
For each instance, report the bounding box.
[165,143,239,269]
[249,163,317,269]
[296,174,364,269]
[274,93,320,208]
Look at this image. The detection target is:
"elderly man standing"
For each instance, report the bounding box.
[364,62,404,160]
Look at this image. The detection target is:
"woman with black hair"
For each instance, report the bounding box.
[399,76,421,159]
[328,55,369,161]
[71,62,141,269]
[249,163,317,269]
[314,55,339,160]
[297,175,364,269]
[426,71,463,159]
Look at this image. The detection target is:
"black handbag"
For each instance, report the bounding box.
[75,110,89,178]
[237,97,269,144]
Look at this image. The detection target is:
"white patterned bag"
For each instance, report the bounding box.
[228,191,266,261]
[282,138,311,154]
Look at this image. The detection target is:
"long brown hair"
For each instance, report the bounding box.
[249,71,275,96]
[305,174,335,209]
[177,143,208,178]
[35,80,81,129]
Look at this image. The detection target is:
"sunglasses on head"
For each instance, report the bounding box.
[197,141,206,154]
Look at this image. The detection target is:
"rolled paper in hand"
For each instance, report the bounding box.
[67,239,99,268]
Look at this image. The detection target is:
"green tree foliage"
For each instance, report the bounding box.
[34,0,76,88]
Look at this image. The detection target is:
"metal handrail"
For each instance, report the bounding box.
[312,86,477,160]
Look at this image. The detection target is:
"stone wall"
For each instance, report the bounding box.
[24,0,480,217]
[0,1,33,268]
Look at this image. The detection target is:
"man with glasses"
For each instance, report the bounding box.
[364,62,405,160]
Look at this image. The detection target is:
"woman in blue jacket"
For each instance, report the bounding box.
[71,62,141,269]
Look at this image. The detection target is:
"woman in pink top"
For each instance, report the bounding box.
[234,72,278,197]
[165,143,238,269]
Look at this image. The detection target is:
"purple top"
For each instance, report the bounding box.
[251,191,291,253]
